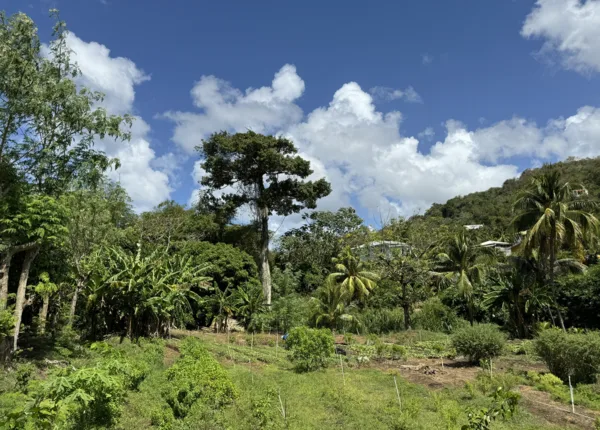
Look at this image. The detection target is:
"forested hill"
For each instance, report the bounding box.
[423,157,600,234]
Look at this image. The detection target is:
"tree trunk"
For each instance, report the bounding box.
[556,307,566,332]
[13,248,39,351]
[1,242,38,311]
[38,296,49,334]
[128,315,134,339]
[402,284,411,330]
[0,252,13,311]
[548,225,566,332]
[69,279,83,326]
[259,205,272,305]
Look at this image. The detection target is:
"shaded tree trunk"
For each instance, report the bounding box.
[69,278,84,326]
[259,205,272,305]
[0,243,38,311]
[38,296,49,334]
[401,284,411,330]
[13,247,39,351]
[0,252,13,311]
[548,225,566,332]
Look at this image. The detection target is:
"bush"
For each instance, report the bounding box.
[163,337,237,418]
[4,366,128,429]
[102,358,150,390]
[535,329,600,384]
[374,341,407,360]
[413,297,464,333]
[285,326,334,372]
[451,324,506,363]
[360,308,404,334]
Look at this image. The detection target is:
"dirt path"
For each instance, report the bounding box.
[518,385,599,430]
[163,342,180,367]
[376,358,598,429]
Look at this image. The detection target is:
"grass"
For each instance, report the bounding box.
[0,330,590,429]
[154,331,569,430]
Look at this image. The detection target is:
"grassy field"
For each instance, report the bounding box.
[2,330,599,429]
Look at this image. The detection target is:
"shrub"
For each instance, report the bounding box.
[451,324,506,363]
[535,329,600,384]
[102,358,150,390]
[20,366,126,429]
[414,297,463,333]
[150,406,175,429]
[374,341,407,360]
[163,337,237,418]
[360,308,404,334]
[0,309,14,338]
[285,326,334,372]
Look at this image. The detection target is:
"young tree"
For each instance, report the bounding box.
[0,194,67,350]
[309,281,356,329]
[33,272,58,334]
[434,232,491,325]
[377,252,431,330]
[62,182,132,325]
[512,170,599,330]
[197,131,331,304]
[327,247,380,303]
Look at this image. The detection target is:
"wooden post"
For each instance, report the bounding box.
[278,388,287,424]
[339,353,346,386]
[394,376,402,411]
[568,375,575,414]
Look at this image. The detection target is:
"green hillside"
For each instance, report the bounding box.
[424,157,600,234]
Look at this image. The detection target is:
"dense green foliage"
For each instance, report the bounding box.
[1,9,600,430]
[285,326,334,372]
[414,297,463,333]
[163,338,237,419]
[451,324,506,363]
[425,158,600,234]
[535,329,600,384]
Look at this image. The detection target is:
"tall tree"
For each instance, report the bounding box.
[512,169,599,330]
[197,131,331,304]
[0,10,132,345]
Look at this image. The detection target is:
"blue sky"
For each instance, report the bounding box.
[4,0,600,228]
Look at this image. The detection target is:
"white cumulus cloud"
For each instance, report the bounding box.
[163,64,305,153]
[63,33,173,212]
[522,0,600,74]
[172,64,600,228]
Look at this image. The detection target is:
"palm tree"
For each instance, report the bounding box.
[206,286,236,333]
[434,232,491,325]
[233,283,265,332]
[512,169,599,330]
[482,266,549,338]
[327,247,380,303]
[310,281,356,329]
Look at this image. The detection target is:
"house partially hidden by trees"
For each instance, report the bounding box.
[479,240,512,256]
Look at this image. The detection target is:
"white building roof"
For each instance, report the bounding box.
[353,240,410,250]
[480,241,511,247]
